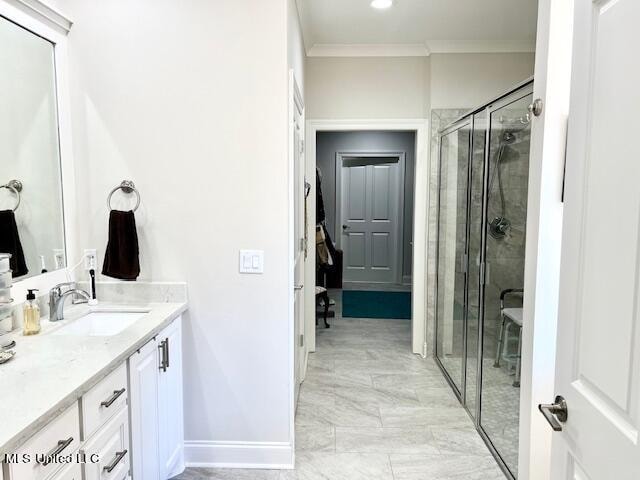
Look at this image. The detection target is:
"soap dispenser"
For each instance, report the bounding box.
[23,289,41,336]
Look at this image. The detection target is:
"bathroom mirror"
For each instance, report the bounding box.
[0,16,66,280]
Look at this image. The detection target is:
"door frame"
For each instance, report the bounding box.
[335,151,406,286]
[288,69,305,459]
[518,0,574,479]
[305,119,429,356]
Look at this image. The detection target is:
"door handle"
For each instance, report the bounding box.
[158,339,168,372]
[294,284,304,291]
[538,395,568,431]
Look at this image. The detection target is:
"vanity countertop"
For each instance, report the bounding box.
[0,301,187,456]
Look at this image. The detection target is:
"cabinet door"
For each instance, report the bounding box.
[83,407,129,480]
[128,339,160,480]
[158,317,184,479]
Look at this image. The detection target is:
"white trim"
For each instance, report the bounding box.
[6,0,73,33]
[427,39,536,54]
[518,0,573,478]
[288,69,305,463]
[306,41,536,58]
[305,119,429,355]
[0,0,79,298]
[335,151,406,285]
[184,441,294,469]
[308,43,430,57]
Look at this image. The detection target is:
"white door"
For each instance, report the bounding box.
[158,317,184,479]
[290,72,306,400]
[128,339,160,480]
[546,1,640,478]
[339,155,403,284]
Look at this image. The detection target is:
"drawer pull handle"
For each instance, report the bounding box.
[101,388,126,408]
[103,449,127,473]
[38,437,74,465]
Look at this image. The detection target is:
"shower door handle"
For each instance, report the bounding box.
[538,395,568,431]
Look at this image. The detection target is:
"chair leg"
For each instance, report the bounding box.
[513,326,522,387]
[494,316,507,368]
[322,291,330,328]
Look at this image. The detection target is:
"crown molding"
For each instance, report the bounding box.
[427,39,535,54]
[307,43,431,57]
[306,40,535,58]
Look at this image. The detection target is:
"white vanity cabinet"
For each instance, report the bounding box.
[128,316,184,480]
[48,463,82,480]
[6,404,81,480]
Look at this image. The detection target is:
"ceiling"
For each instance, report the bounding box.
[296,0,538,57]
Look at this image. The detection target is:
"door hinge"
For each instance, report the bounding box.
[299,334,304,347]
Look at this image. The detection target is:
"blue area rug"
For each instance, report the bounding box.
[342,290,411,320]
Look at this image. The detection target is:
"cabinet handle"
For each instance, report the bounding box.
[100,388,126,408]
[158,339,168,372]
[38,437,74,465]
[165,337,170,369]
[103,449,127,473]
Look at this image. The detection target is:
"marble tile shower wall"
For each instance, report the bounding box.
[484,125,530,337]
[427,109,469,353]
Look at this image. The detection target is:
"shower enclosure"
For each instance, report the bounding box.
[434,80,533,479]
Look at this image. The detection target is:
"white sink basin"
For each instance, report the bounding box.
[51,310,150,337]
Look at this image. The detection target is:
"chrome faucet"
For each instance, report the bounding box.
[48,282,91,322]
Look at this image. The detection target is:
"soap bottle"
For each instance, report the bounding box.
[23,289,41,336]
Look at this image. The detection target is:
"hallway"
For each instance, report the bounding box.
[178,293,504,479]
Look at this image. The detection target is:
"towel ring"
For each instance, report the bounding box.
[1,180,22,212]
[107,180,140,212]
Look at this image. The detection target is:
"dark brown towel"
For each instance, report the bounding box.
[102,210,140,280]
[0,209,28,278]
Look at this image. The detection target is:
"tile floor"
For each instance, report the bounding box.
[175,290,505,480]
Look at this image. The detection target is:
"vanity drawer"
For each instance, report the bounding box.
[82,407,129,480]
[8,403,80,480]
[50,461,82,480]
[82,364,128,440]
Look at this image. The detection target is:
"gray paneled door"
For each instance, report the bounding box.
[338,154,404,284]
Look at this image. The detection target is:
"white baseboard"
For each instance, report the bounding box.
[184,441,294,469]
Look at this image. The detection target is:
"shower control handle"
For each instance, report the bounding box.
[538,395,568,431]
[342,225,350,231]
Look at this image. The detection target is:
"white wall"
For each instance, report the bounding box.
[430,53,535,109]
[306,53,535,119]
[306,56,430,119]
[55,0,293,467]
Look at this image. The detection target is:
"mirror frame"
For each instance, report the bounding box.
[0,0,76,300]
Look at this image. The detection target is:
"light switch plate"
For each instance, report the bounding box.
[239,250,264,274]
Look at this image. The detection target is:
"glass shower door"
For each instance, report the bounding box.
[464,111,487,415]
[435,122,471,394]
[479,91,533,478]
